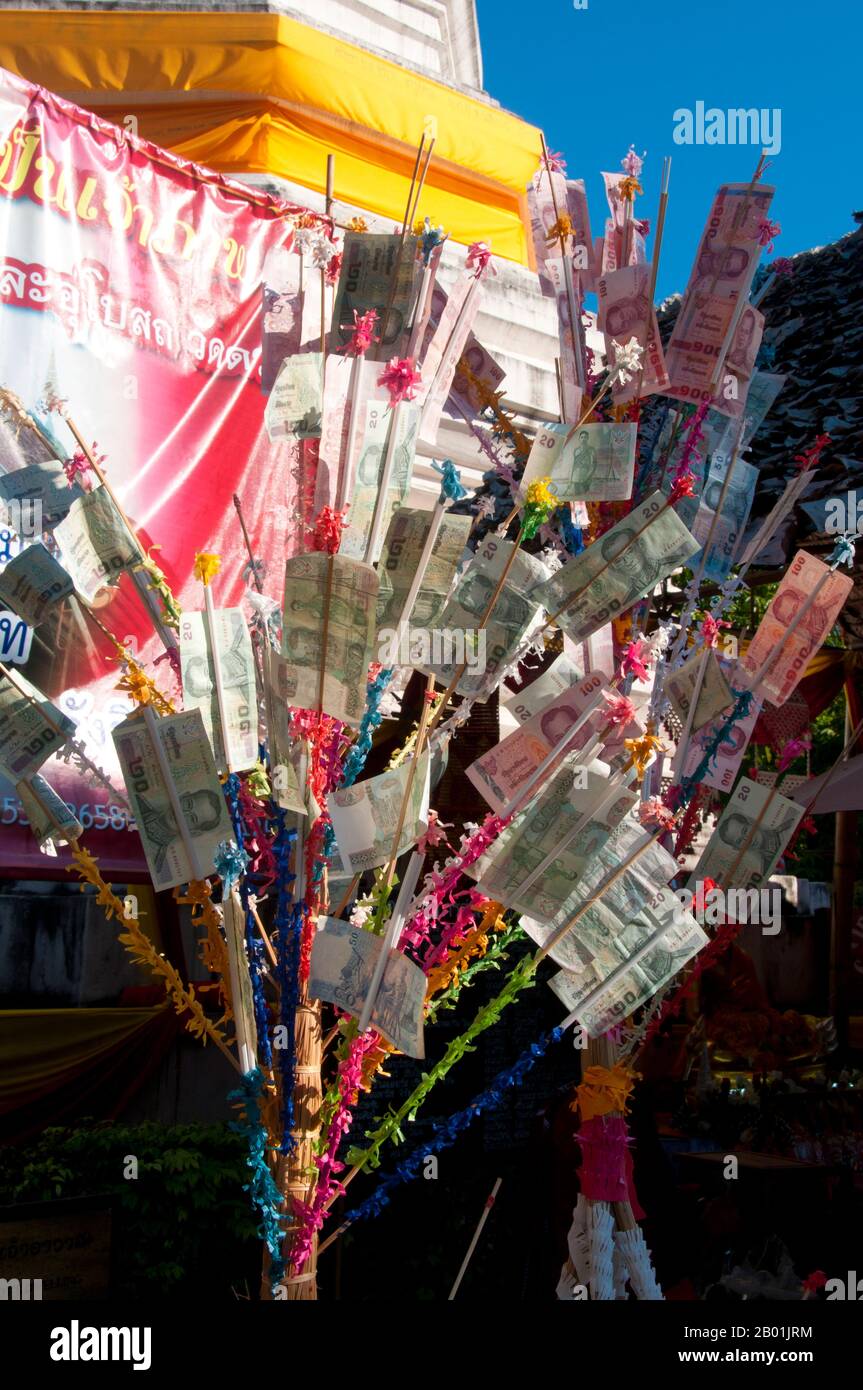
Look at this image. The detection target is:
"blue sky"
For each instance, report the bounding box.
[476,0,858,298]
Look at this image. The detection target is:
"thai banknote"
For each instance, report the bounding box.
[314,355,378,514]
[679,182,776,306]
[265,351,323,440]
[0,542,73,626]
[523,421,636,502]
[677,453,758,581]
[543,254,585,419]
[467,760,637,919]
[222,888,259,1071]
[419,284,506,423]
[180,608,258,772]
[466,669,616,812]
[375,506,471,633]
[418,535,549,697]
[0,459,83,528]
[664,182,773,411]
[258,648,312,817]
[419,274,484,443]
[310,916,426,1057]
[261,246,304,393]
[598,264,669,401]
[665,299,764,416]
[339,398,420,562]
[565,814,680,925]
[449,333,506,421]
[501,652,584,724]
[681,694,762,795]
[740,550,853,705]
[548,910,707,1036]
[666,649,733,735]
[330,231,421,356]
[535,491,699,645]
[17,772,83,851]
[525,882,688,975]
[112,708,234,890]
[527,168,595,294]
[689,776,804,893]
[327,749,430,874]
[281,552,378,725]
[54,487,139,602]
[0,670,75,780]
[711,371,786,457]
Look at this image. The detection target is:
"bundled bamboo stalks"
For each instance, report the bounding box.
[276,986,323,1301]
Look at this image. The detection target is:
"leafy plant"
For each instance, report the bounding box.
[0,1121,261,1298]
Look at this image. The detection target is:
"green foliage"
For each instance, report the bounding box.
[0,1120,260,1298]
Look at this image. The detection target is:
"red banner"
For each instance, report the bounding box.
[0,67,322,873]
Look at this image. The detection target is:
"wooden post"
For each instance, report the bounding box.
[266,802,325,1301]
[276,978,323,1300]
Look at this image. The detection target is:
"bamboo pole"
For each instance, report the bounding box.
[268,808,324,1301]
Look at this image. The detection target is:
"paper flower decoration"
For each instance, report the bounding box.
[312,505,347,555]
[325,251,342,286]
[771,256,794,277]
[466,241,493,277]
[545,150,567,173]
[294,226,332,267]
[116,666,158,708]
[545,213,573,244]
[602,691,638,727]
[63,449,94,489]
[475,495,497,520]
[638,798,676,832]
[621,145,645,180]
[793,432,831,472]
[624,732,665,778]
[757,218,782,252]
[521,476,560,540]
[347,216,368,233]
[417,216,447,265]
[215,839,251,889]
[611,336,644,385]
[342,308,379,358]
[700,613,731,649]
[431,458,466,503]
[669,468,697,504]
[378,356,422,407]
[618,175,643,203]
[194,551,221,586]
[830,534,857,569]
[778,736,812,773]
[417,810,454,855]
[802,1270,828,1295]
[620,638,653,683]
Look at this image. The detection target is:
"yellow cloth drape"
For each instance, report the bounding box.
[0,1006,168,1111]
[0,11,541,263]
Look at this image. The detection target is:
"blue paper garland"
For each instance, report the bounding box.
[340,666,395,789]
[225,772,273,1068]
[330,1026,565,1234]
[228,1067,287,1290]
[272,810,303,1153]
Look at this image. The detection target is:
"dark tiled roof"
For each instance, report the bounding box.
[658,221,863,644]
